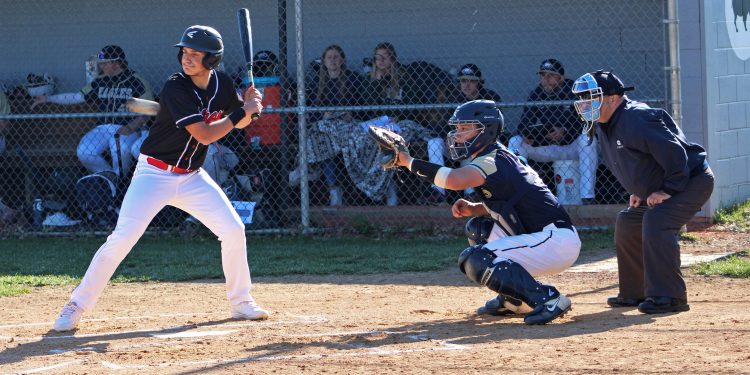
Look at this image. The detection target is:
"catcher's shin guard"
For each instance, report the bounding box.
[465,216,495,246]
[458,245,559,308]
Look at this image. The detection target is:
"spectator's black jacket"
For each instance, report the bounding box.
[596,99,707,199]
[517,78,581,146]
[305,70,364,122]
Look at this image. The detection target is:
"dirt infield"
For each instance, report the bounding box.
[1,230,748,374]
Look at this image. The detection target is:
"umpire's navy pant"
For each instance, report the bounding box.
[614,168,714,301]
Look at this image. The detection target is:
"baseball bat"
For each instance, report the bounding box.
[126,97,159,116]
[237,8,260,120]
[114,133,124,177]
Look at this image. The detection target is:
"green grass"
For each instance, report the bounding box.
[679,231,700,242]
[693,252,750,278]
[714,199,750,231]
[0,231,614,298]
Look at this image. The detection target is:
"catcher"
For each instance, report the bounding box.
[369,100,581,324]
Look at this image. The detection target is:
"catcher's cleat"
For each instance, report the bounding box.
[523,294,572,325]
[53,301,84,332]
[231,300,270,320]
[477,295,530,316]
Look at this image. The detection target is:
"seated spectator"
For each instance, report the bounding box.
[452,63,503,103]
[305,45,364,206]
[31,45,154,178]
[360,42,445,204]
[508,58,598,205]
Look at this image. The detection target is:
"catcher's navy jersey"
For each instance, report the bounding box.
[140,70,243,169]
[81,69,154,126]
[468,144,572,233]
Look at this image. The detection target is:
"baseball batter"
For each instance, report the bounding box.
[33,45,154,177]
[393,100,581,325]
[53,25,268,332]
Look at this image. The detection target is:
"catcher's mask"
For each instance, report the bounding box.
[447,100,503,161]
[175,25,224,70]
[572,70,633,133]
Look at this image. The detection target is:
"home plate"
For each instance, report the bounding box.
[567,252,736,273]
[152,330,237,339]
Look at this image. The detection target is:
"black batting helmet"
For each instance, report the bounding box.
[175,25,224,70]
[447,100,504,160]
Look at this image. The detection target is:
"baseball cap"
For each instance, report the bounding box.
[592,70,635,95]
[538,58,564,76]
[98,45,126,62]
[457,64,483,81]
[253,50,278,65]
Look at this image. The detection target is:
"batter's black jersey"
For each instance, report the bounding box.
[468,144,573,233]
[140,70,243,169]
[81,69,154,126]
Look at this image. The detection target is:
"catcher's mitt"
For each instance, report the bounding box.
[367,125,409,169]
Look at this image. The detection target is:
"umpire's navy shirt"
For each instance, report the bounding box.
[596,99,707,199]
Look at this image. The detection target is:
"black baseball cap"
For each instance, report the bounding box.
[592,70,635,95]
[457,63,483,81]
[538,58,564,76]
[98,45,126,62]
[254,50,278,64]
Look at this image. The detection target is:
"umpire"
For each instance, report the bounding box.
[572,70,714,314]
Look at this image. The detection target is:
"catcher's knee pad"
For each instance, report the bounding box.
[465,216,495,246]
[457,244,496,283]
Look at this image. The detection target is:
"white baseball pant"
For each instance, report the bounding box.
[69,154,254,312]
[484,223,580,277]
[77,124,139,176]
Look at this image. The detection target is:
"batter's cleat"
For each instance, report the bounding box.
[53,301,84,332]
[523,294,572,325]
[231,301,270,320]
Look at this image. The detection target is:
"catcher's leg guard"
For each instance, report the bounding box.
[465,216,495,246]
[458,245,560,308]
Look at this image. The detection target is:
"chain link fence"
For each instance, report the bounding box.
[0,0,670,236]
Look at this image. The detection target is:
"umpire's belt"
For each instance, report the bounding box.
[146,157,195,174]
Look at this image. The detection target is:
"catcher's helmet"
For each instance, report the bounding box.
[447,100,504,160]
[175,25,224,70]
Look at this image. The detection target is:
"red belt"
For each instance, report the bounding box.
[146,157,195,174]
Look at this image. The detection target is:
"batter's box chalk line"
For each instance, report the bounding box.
[18,328,470,373]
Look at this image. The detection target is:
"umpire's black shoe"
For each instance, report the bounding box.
[524,294,572,325]
[637,296,690,314]
[606,296,645,307]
